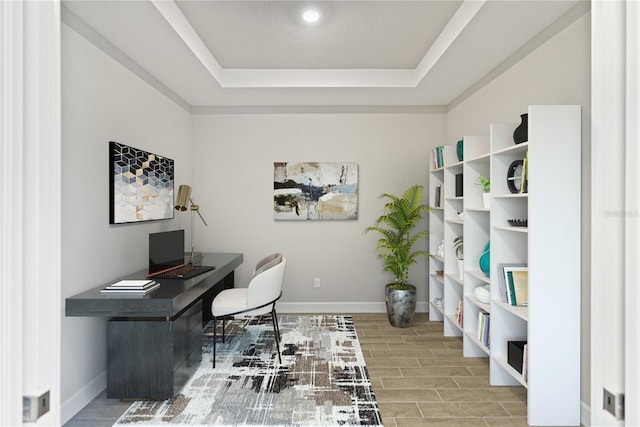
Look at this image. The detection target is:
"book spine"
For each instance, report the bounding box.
[507,271,517,306]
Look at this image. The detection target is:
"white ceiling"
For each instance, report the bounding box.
[61,0,589,111]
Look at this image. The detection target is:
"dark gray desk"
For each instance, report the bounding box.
[66,252,243,400]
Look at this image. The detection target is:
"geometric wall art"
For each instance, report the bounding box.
[109,141,175,224]
[273,162,358,220]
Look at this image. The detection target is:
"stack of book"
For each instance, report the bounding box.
[497,264,528,306]
[100,279,160,294]
[455,299,463,328]
[477,311,490,348]
[432,146,445,169]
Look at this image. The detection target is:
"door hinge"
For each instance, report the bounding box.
[23,390,50,422]
[603,388,624,421]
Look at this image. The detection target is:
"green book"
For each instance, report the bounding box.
[507,271,517,306]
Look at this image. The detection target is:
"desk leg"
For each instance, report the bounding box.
[106,302,202,400]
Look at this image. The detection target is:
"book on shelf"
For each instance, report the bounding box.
[432,146,445,169]
[455,299,463,327]
[520,151,528,194]
[434,186,441,207]
[510,270,529,306]
[476,311,490,348]
[497,264,527,304]
[523,344,529,384]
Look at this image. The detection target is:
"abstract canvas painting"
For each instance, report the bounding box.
[274,162,358,220]
[109,141,174,224]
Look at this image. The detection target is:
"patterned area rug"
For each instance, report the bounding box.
[114,315,382,426]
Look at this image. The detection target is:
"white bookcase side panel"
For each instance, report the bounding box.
[527,105,581,426]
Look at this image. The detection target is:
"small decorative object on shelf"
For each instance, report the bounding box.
[513,113,528,144]
[508,219,528,227]
[479,241,490,277]
[476,174,490,209]
[456,139,464,161]
[507,160,524,193]
[473,285,490,304]
[453,236,464,280]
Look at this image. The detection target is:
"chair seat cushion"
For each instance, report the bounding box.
[212,288,248,317]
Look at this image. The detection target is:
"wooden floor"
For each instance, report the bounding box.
[353,313,529,427]
[65,313,530,427]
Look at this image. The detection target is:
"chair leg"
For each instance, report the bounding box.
[222,318,226,343]
[272,306,281,340]
[212,317,217,368]
[271,309,282,364]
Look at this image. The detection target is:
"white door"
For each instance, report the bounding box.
[0,1,62,425]
[591,1,639,426]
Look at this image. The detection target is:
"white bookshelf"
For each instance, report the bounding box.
[461,136,491,358]
[427,105,581,426]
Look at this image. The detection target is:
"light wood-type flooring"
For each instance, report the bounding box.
[353,313,529,427]
[65,313,535,427]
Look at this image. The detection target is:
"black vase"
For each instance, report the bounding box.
[513,113,528,144]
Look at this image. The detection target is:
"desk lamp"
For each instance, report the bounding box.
[174,184,208,264]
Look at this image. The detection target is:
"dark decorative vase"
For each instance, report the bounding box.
[456,139,464,161]
[479,241,490,277]
[385,284,416,328]
[513,114,528,144]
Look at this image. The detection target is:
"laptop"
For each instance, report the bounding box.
[147,229,215,279]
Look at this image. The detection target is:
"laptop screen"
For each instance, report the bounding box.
[149,230,184,274]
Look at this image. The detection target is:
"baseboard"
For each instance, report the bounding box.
[581,400,590,427]
[277,301,429,313]
[61,370,106,425]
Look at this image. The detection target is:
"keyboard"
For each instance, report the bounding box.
[151,264,215,279]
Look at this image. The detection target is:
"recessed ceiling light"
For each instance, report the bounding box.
[302,9,320,23]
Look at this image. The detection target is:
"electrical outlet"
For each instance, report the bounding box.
[313,278,321,288]
[603,388,624,420]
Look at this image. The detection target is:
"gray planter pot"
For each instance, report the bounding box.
[385,284,417,328]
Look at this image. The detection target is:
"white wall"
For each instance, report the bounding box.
[446,13,592,419]
[60,25,192,423]
[191,113,445,311]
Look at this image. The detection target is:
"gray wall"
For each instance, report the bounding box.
[446,12,591,413]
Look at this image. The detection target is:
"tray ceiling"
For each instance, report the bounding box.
[61,0,589,110]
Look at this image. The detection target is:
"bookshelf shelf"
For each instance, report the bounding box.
[428,105,581,426]
[464,331,491,355]
[493,354,527,388]
[493,225,528,233]
[445,273,463,288]
[465,294,490,313]
[467,270,490,284]
[494,300,528,321]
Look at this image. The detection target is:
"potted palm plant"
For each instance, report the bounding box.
[364,184,431,327]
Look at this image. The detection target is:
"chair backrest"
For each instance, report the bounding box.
[253,253,282,277]
[247,253,286,311]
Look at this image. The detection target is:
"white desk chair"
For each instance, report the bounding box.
[210,253,286,368]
